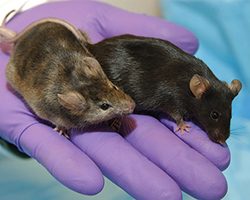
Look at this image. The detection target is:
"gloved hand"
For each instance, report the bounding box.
[0,1,230,199]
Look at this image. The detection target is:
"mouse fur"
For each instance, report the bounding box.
[85,34,242,144]
[1,20,135,136]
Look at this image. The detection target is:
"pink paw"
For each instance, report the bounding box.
[175,122,191,135]
[54,127,70,139]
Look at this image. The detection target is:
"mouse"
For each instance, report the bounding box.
[84,34,242,144]
[0,13,135,138]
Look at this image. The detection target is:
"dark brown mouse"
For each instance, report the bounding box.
[85,34,242,144]
[0,15,135,137]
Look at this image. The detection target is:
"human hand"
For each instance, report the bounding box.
[0,1,229,199]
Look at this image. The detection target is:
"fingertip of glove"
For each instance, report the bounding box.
[192,171,228,200]
[69,171,104,195]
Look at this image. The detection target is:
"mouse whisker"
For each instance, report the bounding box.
[226,135,248,145]
[230,125,250,135]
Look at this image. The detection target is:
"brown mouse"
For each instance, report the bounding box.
[0,13,135,137]
[84,34,242,144]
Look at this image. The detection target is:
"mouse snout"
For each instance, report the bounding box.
[208,128,229,145]
[122,100,135,114]
[216,136,226,145]
[120,97,135,115]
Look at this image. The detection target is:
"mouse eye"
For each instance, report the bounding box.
[113,85,118,90]
[210,111,220,120]
[100,103,111,110]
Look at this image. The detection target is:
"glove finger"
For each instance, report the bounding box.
[159,113,230,171]
[0,52,35,145]
[5,1,198,55]
[95,2,198,54]
[5,1,110,44]
[120,114,227,200]
[69,125,182,200]
[19,123,104,195]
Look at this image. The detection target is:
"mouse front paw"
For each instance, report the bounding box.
[175,121,191,135]
[104,118,122,133]
[54,126,70,139]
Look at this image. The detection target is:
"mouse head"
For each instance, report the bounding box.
[57,57,135,127]
[190,74,242,144]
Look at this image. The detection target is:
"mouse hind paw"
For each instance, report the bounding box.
[54,126,70,139]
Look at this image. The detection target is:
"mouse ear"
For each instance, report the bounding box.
[58,91,86,110]
[189,74,210,99]
[83,57,103,77]
[229,79,242,97]
[78,30,92,43]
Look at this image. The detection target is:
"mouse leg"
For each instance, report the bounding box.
[54,126,70,139]
[175,119,191,135]
[104,118,122,132]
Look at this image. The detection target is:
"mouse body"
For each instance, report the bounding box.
[0,17,135,136]
[85,34,242,144]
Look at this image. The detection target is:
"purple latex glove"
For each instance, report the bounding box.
[0,1,230,199]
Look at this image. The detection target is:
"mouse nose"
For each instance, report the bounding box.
[217,139,226,145]
[215,134,228,145]
[122,101,135,114]
[208,129,228,145]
